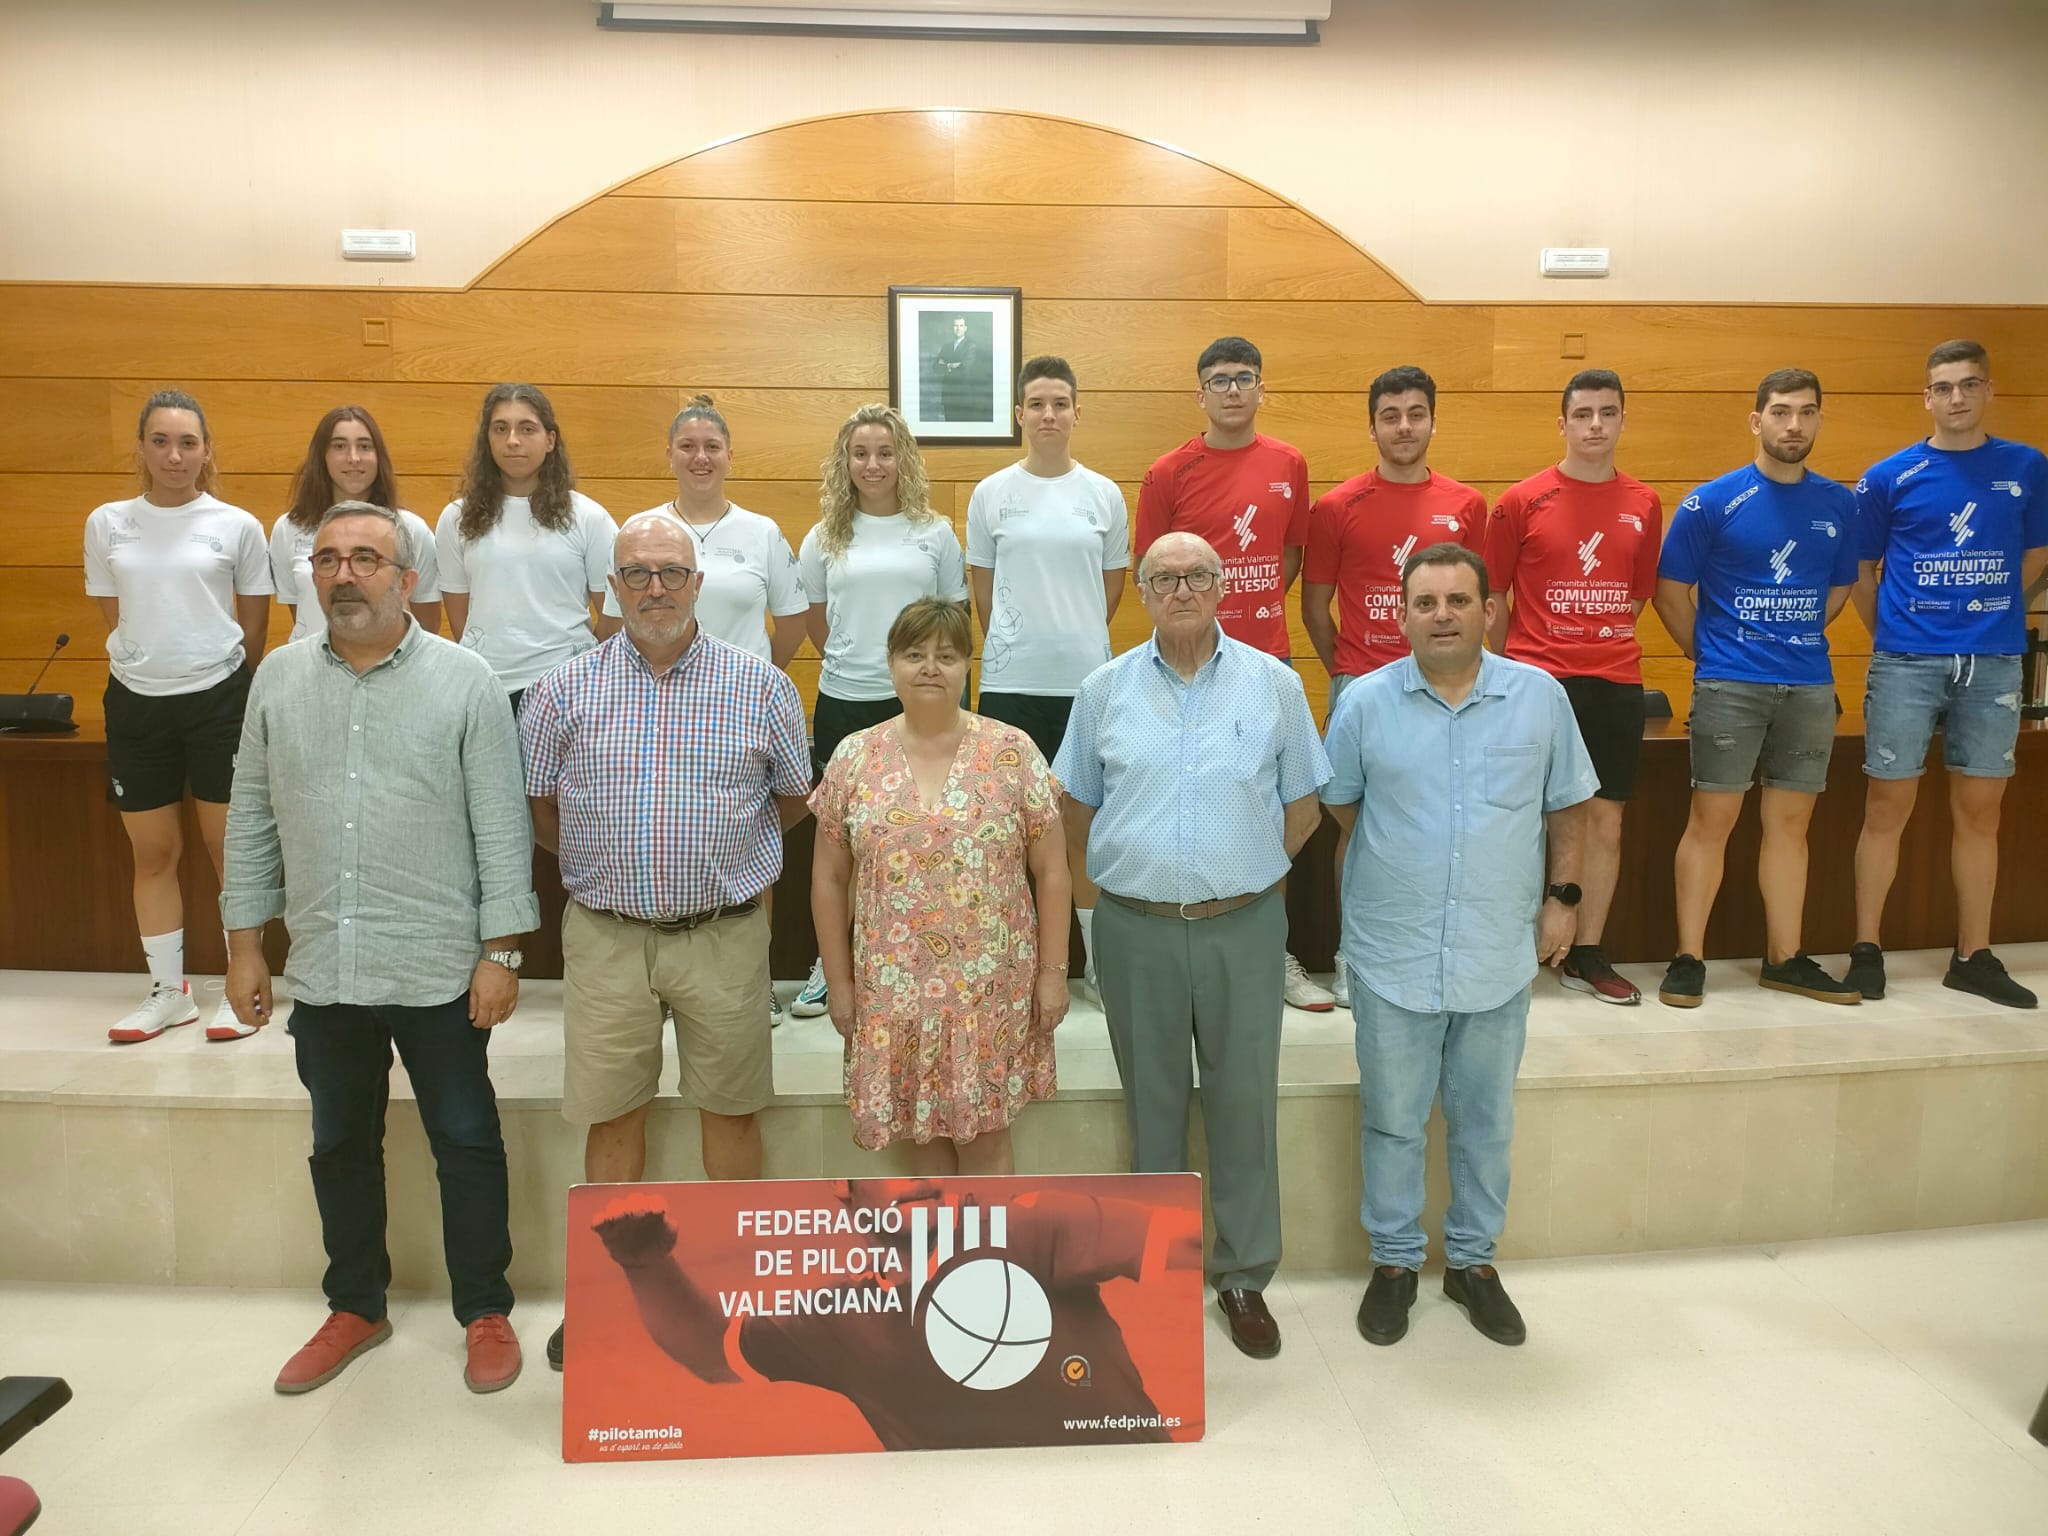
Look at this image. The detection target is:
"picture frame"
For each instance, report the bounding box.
[888,286,1023,446]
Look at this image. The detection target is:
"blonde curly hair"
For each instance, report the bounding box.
[813,403,936,560]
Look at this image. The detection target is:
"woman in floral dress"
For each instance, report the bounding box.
[810,597,1071,1172]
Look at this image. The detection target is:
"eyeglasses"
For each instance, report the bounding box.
[1145,569,1221,595]
[310,550,400,579]
[616,564,697,591]
[1202,372,1261,394]
[1927,378,1989,399]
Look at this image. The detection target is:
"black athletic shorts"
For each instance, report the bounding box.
[812,691,905,779]
[975,691,1074,765]
[1559,676,1646,802]
[104,668,252,812]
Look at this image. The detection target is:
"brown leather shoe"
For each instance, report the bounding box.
[464,1314,523,1393]
[275,1312,392,1395]
[1216,1287,1281,1359]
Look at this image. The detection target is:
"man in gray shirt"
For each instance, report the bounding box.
[221,501,540,1399]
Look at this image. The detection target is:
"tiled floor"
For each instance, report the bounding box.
[2,1222,2044,1534]
[6,943,2047,1110]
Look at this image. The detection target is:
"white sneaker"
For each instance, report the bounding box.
[1282,953,1336,1012]
[1332,965,1351,1010]
[203,979,260,1042]
[790,958,830,1018]
[109,983,201,1045]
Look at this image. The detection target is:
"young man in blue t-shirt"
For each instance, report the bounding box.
[1653,370,1861,1008]
[1848,340,2048,1008]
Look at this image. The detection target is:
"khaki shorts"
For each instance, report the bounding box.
[560,900,774,1125]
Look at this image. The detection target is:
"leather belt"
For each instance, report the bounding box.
[1100,885,1271,922]
[595,898,759,934]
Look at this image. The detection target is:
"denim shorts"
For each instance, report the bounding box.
[1862,651,2023,781]
[1689,679,1837,794]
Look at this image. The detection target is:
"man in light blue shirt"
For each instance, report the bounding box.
[1323,543,1595,1350]
[1054,531,1329,1361]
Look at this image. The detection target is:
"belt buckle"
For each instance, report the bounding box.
[1177,899,1200,921]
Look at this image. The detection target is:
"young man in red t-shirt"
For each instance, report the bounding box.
[1483,369,1663,1005]
[1135,336,1326,1010]
[1303,364,1485,1008]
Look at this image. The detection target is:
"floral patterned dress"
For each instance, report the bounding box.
[809,714,1062,1149]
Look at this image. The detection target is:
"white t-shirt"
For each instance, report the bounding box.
[83,493,273,697]
[271,508,442,644]
[600,502,808,664]
[434,490,617,692]
[797,512,968,701]
[965,461,1131,696]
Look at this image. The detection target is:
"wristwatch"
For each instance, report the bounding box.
[484,948,524,972]
[1544,883,1582,907]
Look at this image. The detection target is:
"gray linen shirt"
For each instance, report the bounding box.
[221,620,541,1007]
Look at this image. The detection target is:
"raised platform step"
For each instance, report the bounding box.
[3,947,2045,1289]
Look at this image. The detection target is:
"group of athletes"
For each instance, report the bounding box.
[82,333,2044,1052]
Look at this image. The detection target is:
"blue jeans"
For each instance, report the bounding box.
[1863,651,2022,780]
[1351,973,1530,1270]
[289,994,515,1326]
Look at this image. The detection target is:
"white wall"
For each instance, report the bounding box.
[3,0,2043,301]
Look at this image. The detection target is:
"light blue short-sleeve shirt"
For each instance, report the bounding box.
[1323,650,1598,1014]
[1053,627,1331,904]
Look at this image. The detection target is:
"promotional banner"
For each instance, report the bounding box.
[562,1173,1205,1462]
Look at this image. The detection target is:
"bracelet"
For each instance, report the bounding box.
[1037,961,1070,975]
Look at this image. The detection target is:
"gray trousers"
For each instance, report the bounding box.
[1095,884,1286,1292]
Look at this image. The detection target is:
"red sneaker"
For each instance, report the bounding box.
[1560,945,1641,1005]
[464,1314,522,1394]
[275,1312,392,1395]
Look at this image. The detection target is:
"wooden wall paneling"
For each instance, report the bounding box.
[619,111,959,203]
[0,379,117,472]
[6,475,302,566]
[1490,305,2048,395]
[1022,300,1496,392]
[952,113,1278,208]
[389,292,888,390]
[0,288,399,384]
[494,199,1235,300]
[1224,208,1412,301]
[478,197,681,292]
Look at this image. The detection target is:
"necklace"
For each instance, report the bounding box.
[674,499,733,543]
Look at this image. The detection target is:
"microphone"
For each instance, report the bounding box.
[25,633,68,696]
[1,634,76,733]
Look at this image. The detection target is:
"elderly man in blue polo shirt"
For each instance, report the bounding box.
[1323,542,1596,1349]
[1053,530,1330,1361]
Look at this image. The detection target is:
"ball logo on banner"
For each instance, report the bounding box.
[919,1256,1053,1390]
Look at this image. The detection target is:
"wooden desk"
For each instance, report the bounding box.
[6,719,2046,978]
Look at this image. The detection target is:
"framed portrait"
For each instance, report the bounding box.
[888,286,1023,446]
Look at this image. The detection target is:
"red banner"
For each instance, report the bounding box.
[561,1173,1206,1461]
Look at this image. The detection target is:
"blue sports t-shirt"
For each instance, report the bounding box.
[1660,465,1859,686]
[1856,436,2048,656]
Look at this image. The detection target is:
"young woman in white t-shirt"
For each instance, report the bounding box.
[434,383,619,711]
[84,390,274,1044]
[600,394,807,668]
[273,406,442,643]
[790,403,967,1019]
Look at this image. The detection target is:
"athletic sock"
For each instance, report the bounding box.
[140,929,185,992]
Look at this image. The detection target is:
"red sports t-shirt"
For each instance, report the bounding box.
[1135,433,1311,657]
[1303,470,1486,677]
[1483,465,1664,684]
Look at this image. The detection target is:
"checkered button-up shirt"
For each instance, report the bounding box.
[519,629,811,918]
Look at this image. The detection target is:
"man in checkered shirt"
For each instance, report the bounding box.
[521,512,812,1371]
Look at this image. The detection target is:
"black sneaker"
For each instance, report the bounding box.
[1759,952,1861,1006]
[1944,949,2039,1010]
[1844,942,1886,1001]
[1658,954,1707,1008]
[1355,1266,1419,1346]
[547,1321,564,1372]
[1560,944,1641,1005]
[1443,1264,1526,1346]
